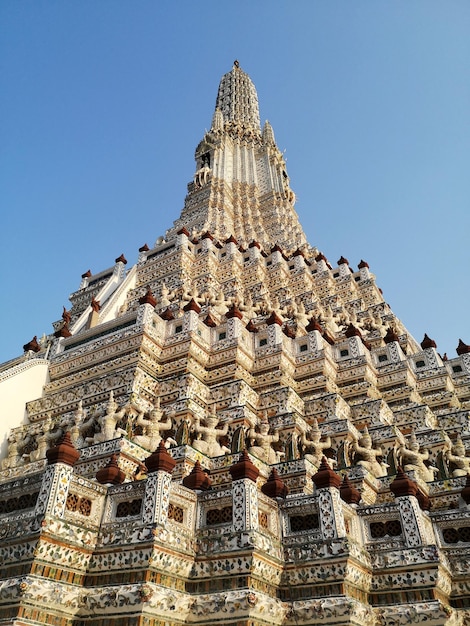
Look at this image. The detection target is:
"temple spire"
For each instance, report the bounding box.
[215,60,261,130]
[164,62,308,252]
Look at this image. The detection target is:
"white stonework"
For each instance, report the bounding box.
[0,61,469,626]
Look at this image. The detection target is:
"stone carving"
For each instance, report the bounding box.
[247,414,283,464]
[1,431,22,469]
[351,427,388,478]
[2,61,470,626]
[87,391,127,444]
[398,430,438,482]
[132,398,175,451]
[191,407,230,457]
[444,435,470,477]
[28,417,62,462]
[299,418,333,467]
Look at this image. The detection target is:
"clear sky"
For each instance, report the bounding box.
[1,1,469,363]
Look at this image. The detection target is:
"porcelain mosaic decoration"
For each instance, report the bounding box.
[1,62,470,626]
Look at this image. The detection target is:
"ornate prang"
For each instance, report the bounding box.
[182,460,211,491]
[390,466,419,498]
[384,327,400,343]
[266,311,283,326]
[159,307,174,320]
[145,441,176,474]
[312,457,341,490]
[2,61,470,626]
[96,454,126,485]
[23,336,41,353]
[306,317,323,333]
[457,338,470,355]
[46,432,80,467]
[183,298,201,313]
[229,449,260,482]
[225,304,243,320]
[138,288,157,307]
[261,468,288,499]
[339,474,361,505]
[421,333,437,349]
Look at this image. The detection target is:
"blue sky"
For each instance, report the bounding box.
[1,1,469,362]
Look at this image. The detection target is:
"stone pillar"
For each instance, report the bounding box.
[391,467,430,547]
[248,240,261,261]
[143,441,176,526]
[358,259,371,280]
[312,457,347,539]
[35,433,80,519]
[292,249,306,271]
[226,304,243,340]
[266,311,283,345]
[183,299,201,332]
[176,226,190,249]
[137,300,157,328]
[230,450,260,532]
[337,256,350,278]
[270,245,283,265]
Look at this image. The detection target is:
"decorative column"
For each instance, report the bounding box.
[390,467,430,547]
[305,317,326,352]
[143,441,176,526]
[357,259,371,280]
[226,304,243,340]
[312,457,347,539]
[266,311,283,345]
[35,432,80,519]
[137,287,157,327]
[229,450,260,532]
[270,244,284,265]
[183,298,201,332]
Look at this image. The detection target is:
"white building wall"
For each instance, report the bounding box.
[0,359,49,461]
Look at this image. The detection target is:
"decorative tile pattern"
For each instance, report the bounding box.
[1,61,470,626]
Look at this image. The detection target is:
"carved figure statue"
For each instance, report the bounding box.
[248,415,282,464]
[65,400,89,448]
[132,398,174,451]
[89,391,127,444]
[445,435,470,477]
[210,290,228,317]
[191,407,230,457]
[160,283,175,308]
[351,427,388,478]
[398,431,437,482]
[29,417,62,462]
[300,419,333,468]
[1,431,22,469]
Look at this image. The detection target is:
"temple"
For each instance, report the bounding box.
[1,61,470,626]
